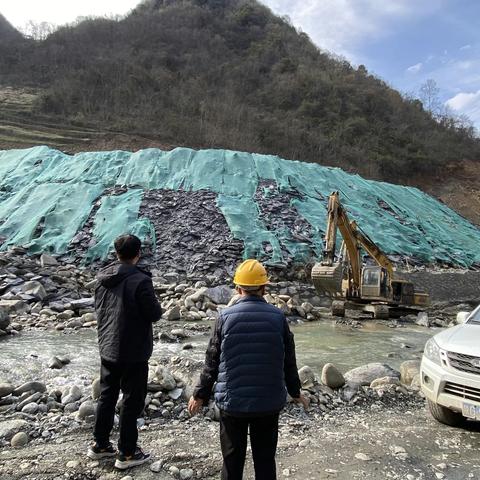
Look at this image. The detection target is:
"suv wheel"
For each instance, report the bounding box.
[427,399,464,427]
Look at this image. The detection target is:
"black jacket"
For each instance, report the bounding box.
[94,262,162,363]
[193,296,301,412]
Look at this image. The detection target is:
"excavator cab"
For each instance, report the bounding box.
[360,266,388,299]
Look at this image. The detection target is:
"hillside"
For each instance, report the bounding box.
[0,0,479,223]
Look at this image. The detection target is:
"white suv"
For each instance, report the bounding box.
[421,305,480,426]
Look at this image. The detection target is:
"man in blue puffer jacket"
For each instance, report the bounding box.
[188,259,308,480]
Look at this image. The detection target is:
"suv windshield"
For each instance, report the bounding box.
[467,306,480,324]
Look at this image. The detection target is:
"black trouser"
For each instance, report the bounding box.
[220,411,279,480]
[93,358,148,456]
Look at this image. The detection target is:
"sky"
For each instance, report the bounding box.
[1,0,479,129]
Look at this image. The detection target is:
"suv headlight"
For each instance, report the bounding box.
[424,338,442,365]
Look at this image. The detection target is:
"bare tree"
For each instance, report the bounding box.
[419,79,441,116]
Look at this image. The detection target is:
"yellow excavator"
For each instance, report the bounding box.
[311,191,429,319]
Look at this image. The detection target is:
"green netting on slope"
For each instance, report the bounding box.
[0,145,478,267]
[0,181,103,253]
[85,189,156,262]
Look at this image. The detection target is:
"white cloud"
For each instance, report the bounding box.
[460,44,472,51]
[1,0,139,28]
[446,90,480,125]
[407,62,423,74]
[261,0,441,61]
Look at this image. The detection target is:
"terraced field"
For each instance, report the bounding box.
[0,87,169,153]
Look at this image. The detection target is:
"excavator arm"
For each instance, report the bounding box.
[312,191,393,297]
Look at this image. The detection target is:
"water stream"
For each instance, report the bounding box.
[0,321,436,388]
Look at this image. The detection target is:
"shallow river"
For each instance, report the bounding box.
[0,321,436,388]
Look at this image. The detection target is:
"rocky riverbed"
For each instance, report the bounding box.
[0,249,479,479]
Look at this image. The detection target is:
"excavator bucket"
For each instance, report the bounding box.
[311,262,343,297]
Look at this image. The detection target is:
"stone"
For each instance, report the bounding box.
[0,307,10,330]
[70,298,94,309]
[62,385,82,404]
[41,253,58,267]
[166,306,181,321]
[370,376,400,388]
[0,383,14,398]
[416,312,430,327]
[64,402,80,413]
[168,388,183,400]
[0,299,28,315]
[66,319,83,329]
[66,460,80,468]
[400,360,421,386]
[205,285,234,305]
[11,431,28,447]
[150,460,164,472]
[321,363,345,389]
[13,381,46,396]
[155,367,177,391]
[391,445,409,460]
[21,402,39,414]
[120,477,133,480]
[21,281,47,300]
[298,366,316,388]
[355,453,371,461]
[171,328,187,338]
[169,466,180,476]
[410,373,421,390]
[77,400,95,420]
[48,356,64,369]
[57,310,74,320]
[344,363,400,386]
[0,419,28,440]
[92,378,101,400]
[180,468,194,479]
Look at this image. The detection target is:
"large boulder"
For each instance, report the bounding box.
[400,360,421,385]
[321,363,345,389]
[0,419,28,441]
[344,363,400,387]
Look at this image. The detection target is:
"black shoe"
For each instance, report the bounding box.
[87,442,117,459]
[114,446,151,470]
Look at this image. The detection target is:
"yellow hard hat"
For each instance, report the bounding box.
[233,259,269,287]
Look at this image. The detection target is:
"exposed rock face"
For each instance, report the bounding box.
[344,363,400,387]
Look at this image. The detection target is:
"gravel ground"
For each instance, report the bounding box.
[1,399,480,480]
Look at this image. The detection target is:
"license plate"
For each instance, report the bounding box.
[462,402,480,419]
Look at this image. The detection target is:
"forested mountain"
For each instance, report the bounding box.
[0,0,479,184]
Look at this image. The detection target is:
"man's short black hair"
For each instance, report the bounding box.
[114,234,141,261]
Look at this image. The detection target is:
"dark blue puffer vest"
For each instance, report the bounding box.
[214,296,287,414]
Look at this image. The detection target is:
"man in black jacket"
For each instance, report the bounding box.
[188,259,308,480]
[87,234,162,470]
